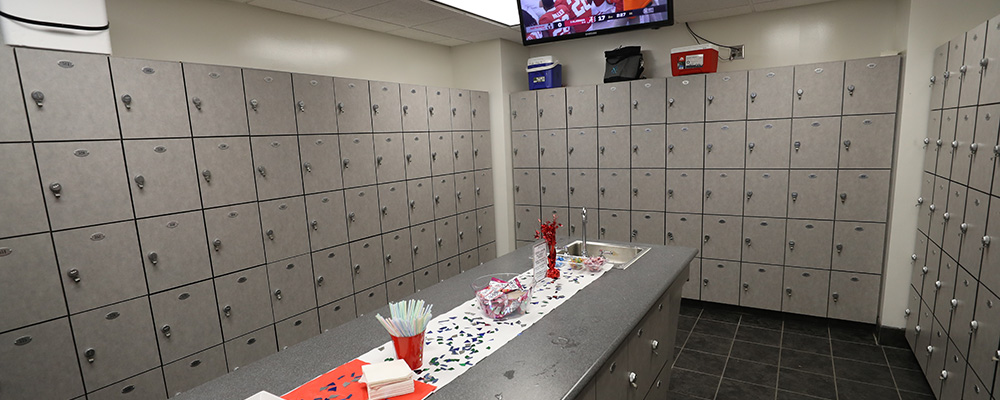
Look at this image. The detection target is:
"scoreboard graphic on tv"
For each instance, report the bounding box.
[519,0,673,44]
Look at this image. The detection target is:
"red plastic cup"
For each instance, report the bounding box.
[390,332,425,370]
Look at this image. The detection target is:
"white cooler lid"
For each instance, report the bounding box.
[670,44,720,54]
[527,55,555,66]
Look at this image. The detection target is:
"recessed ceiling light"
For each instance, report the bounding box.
[426,0,520,27]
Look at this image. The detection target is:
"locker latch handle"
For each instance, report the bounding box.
[743,283,749,291]
[121,94,133,110]
[343,158,350,168]
[844,140,851,150]
[981,58,990,69]
[836,243,843,253]
[372,104,380,115]
[472,109,477,118]
[667,232,674,241]
[413,245,419,254]
[600,103,605,113]
[632,188,639,196]
[192,97,202,110]
[706,144,713,152]
[794,141,801,151]
[796,89,804,99]
[432,151,438,160]
[993,350,1000,362]
[455,150,461,159]
[788,241,795,251]
[457,191,463,199]
[847,85,855,95]
[984,236,992,247]
[161,325,172,338]
[317,276,324,286]
[437,238,444,246]
[409,200,416,209]
[148,252,159,266]
[31,91,44,107]
[667,189,674,197]
[539,108,544,118]
[703,279,709,287]
[510,109,515,119]
[633,145,639,153]
[250,99,259,112]
[478,225,483,233]
[382,206,388,216]
[786,288,793,297]
[750,92,757,102]
[354,264,361,274]
[791,192,798,202]
[668,144,674,152]
[707,95,714,104]
[452,108,457,116]
[961,223,969,234]
[429,106,435,116]
[337,103,345,114]
[223,305,232,317]
[459,231,464,239]
[704,235,710,243]
[435,195,441,203]
[600,146,606,154]
[951,299,959,309]
[406,154,413,163]
[377,155,383,165]
[940,371,949,380]
[213,239,222,251]
[633,100,639,110]
[303,162,312,173]
[85,348,96,363]
[297,100,305,112]
[746,191,753,200]
[274,289,282,300]
[971,320,979,332]
[600,227,606,237]
[971,143,979,154]
[600,187,606,196]
[705,190,712,199]
[257,166,267,177]
[49,182,63,198]
[631,229,638,238]
[134,175,146,189]
[629,372,638,388]
[929,75,936,85]
[832,292,839,302]
[567,106,573,115]
[348,212,356,222]
[840,193,848,203]
[266,229,275,240]
[67,268,81,283]
[202,170,212,183]
[311,220,319,230]
[961,65,968,75]
[570,187,575,195]
[745,238,752,247]
[748,142,755,152]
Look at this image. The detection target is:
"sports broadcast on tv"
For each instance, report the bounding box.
[519,0,673,44]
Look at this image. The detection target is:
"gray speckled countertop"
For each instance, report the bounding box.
[174,240,697,400]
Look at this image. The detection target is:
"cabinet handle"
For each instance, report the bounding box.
[993,350,1000,362]
[748,142,755,152]
[650,340,659,350]
[257,166,267,177]
[600,146,606,154]
[213,239,222,252]
[971,320,979,332]
[266,229,275,240]
[633,145,639,153]
[303,162,312,173]
[743,282,749,291]
[382,206,389,216]
[786,288,793,297]
[372,104,380,115]
[840,193,848,203]
[121,94,133,110]
[134,175,146,189]
[191,97,202,110]
[600,103,605,113]
[844,140,852,150]
[746,191,753,200]
[451,107,457,116]
[31,90,45,107]
[704,235,710,243]
[745,237,752,247]
[633,100,639,110]
[223,305,232,317]
[631,229,638,238]
[274,289,282,300]
[337,102,345,113]
[201,170,212,183]
[832,292,839,302]
[438,238,444,246]
[148,252,159,266]
[984,236,992,247]
[568,106,573,115]
[161,325,172,338]
[836,243,843,253]
[354,265,361,275]
[796,89,804,99]
[794,141,801,151]
[951,298,959,309]
[429,106,435,116]
[67,268,81,283]
[791,192,798,202]
[847,85,855,95]
[706,143,713,152]
[311,220,319,230]
[317,276,324,286]
[633,188,639,196]
[750,92,757,102]
[538,108,544,118]
[940,370,949,380]
[49,182,63,198]
[705,190,712,199]
[377,155,383,165]
[788,241,795,251]
[297,100,305,112]
[85,348,96,363]
[409,200,416,209]
[250,99,259,112]
[703,278,709,286]
[348,212,356,222]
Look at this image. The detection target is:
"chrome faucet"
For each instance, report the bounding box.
[581,207,588,257]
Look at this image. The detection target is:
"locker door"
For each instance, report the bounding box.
[982,15,1000,105]
[387,273,416,303]
[910,233,929,294]
[276,309,320,350]
[942,185,967,259]
[193,137,257,208]
[150,281,223,364]
[926,316,949,386]
[682,258,701,299]
[137,211,212,293]
[598,127,630,168]
[473,131,492,171]
[370,81,402,133]
[951,107,977,187]
[598,82,630,126]
[540,169,569,207]
[414,265,439,291]
[411,222,438,269]
[839,114,896,169]
[430,132,456,175]
[0,144,48,238]
[312,245,352,307]
[787,170,837,220]
[513,169,541,205]
[568,128,598,168]
[982,199,1000,293]
[785,220,834,269]
[704,170,745,216]
[344,186,382,241]
[537,88,567,129]
[475,169,494,208]
[340,134,377,188]
[701,260,740,305]
[782,267,830,317]
[740,263,783,311]
[244,69,295,135]
[968,285,1000,381]
[401,84,428,132]
[124,139,201,218]
[404,132,432,179]
[631,169,665,212]
[182,63,249,137]
[407,178,435,225]
[351,238,386,291]
[666,124,705,169]
[305,191,348,251]
[87,367,167,400]
[0,234,66,333]
[72,298,160,389]
[937,109,959,180]
[539,129,568,168]
[259,197,310,263]
[479,242,496,263]
[378,182,410,233]
[631,79,666,125]
[923,244,943,306]
[742,218,786,265]
[17,48,117,141]
[0,48,28,142]
[792,61,845,117]
[705,71,748,122]
[969,104,1000,194]
[268,254,316,321]
[667,213,702,252]
[433,174,458,218]
[0,318,84,399]
[567,85,598,128]
[702,216,743,261]
[832,222,886,274]
[960,23,989,107]
[458,211,479,254]
[746,119,791,169]
[54,222,145,314]
[951,267,978,358]
[292,74,337,134]
[334,78,372,133]
[435,217,460,260]
[744,170,789,218]
[844,56,902,115]
[478,207,496,246]
[224,327,276,372]
[667,75,706,124]
[940,341,968,400]
[665,170,703,214]
[252,136,303,200]
[460,250,480,273]
[944,35,966,109]
[924,110,942,174]
[631,125,666,168]
[790,117,841,169]
[319,297,356,331]
[747,66,794,120]
[594,344,629,400]
[510,90,538,131]
[110,57,189,139]
[835,170,891,222]
[373,133,406,183]
[904,287,920,353]
[204,203,266,276]
[453,131,475,172]
[929,176,950,244]
[299,135,343,194]
[828,272,880,323]
[569,169,599,210]
[966,372,991,400]
[930,44,949,110]
[36,141,133,230]
[515,206,541,241]
[427,86,452,131]
[630,211,665,245]
[383,230,414,280]
[471,90,490,131]
[598,169,630,210]
[960,190,989,276]
[598,210,630,242]
[704,122,746,169]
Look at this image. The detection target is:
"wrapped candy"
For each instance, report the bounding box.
[474,276,531,319]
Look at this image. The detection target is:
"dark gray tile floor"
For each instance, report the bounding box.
[669,300,935,400]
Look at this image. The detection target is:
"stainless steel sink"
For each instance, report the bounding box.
[561,240,651,270]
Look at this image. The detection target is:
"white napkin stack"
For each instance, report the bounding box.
[361,359,416,400]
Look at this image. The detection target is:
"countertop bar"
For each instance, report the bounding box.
[175,240,697,400]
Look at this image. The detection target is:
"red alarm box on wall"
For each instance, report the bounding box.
[671,44,719,76]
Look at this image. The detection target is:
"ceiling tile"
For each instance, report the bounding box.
[297,0,393,13]
[411,15,499,38]
[327,14,406,32]
[386,28,452,43]
[248,0,344,19]
[353,0,457,27]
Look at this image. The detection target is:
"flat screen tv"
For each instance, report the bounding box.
[517,0,674,45]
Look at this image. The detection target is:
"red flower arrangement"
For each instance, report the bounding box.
[535,214,563,280]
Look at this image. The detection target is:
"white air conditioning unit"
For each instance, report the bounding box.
[0,0,111,54]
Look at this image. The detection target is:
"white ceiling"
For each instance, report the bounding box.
[230,0,835,47]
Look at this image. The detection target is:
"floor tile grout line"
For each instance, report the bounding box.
[828,326,841,400]
[774,319,784,400]
[711,313,741,400]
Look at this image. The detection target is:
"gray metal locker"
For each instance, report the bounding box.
[792,61,845,117]
[0,318,85,399]
[568,128,598,168]
[411,222,438,269]
[513,168,541,206]
[942,185,967,259]
[383,230,414,280]
[835,170,891,222]
[453,131,475,172]
[276,309,320,350]
[401,84,429,132]
[965,371,991,400]
[598,127,630,168]
[740,263,783,311]
[340,134,377,188]
[703,170,745,216]
[455,171,476,214]
[631,169,665,212]
[944,35,967,109]
[414,264,439,291]
[930,43,949,110]
[515,206,541,241]
[333,78,372,133]
[744,170,788,218]
[370,81,403,133]
[630,211,665,245]
[593,343,628,400]
[700,261,740,305]
[110,57,190,139]
[631,79,666,125]
[982,15,1000,105]
[667,213,703,254]
[904,288,921,353]
[0,48,28,142]
[438,257,460,281]
[54,221,145,314]
[937,109,959,180]
[540,169,569,207]
[940,341,967,400]
[790,117,841,169]
[479,242,497,264]
[968,285,1000,383]
[951,108,977,187]
[267,254,316,321]
[224,327,277,372]
[960,23,989,107]
[510,90,538,131]
[259,197,310,262]
[137,211,212,293]
[193,137,257,208]
[828,272,880,323]
[982,201,1000,293]
[87,367,167,400]
[243,69,296,135]
[747,66,794,120]
[928,176,949,243]
[252,136,304,200]
[598,82,630,126]
[569,169,599,210]
[150,280,223,364]
[378,182,410,233]
[0,144,49,238]
[430,132,456,175]
[924,111,942,174]
[951,267,977,358]
[542,206,570,238]
[832,222,886,274]
[923,244,943,305]
[631,124,666,168]
[0,233,66,333]
[682,258,701,300]
[432,174,458,217]
[407,178,435,225]
[475,169,495,208]
[215,266,273,341]
[665,170,703,214]
[567,85,597,128]
[478,207,496,246]
[387,273,416,303]
[512,130,539,168]
[35,141,134,230]
[839,114,896,169]
[356,283,388,316]
[742,218,786,265]
[471,90,490,131]
[458,211,479,254]
[960,190,989,276]
[702,216,743,261]
[785,219,834,269]
[567,207,586,238]
[182,63,249,137]
[473,131,493,171]
[123,139,202,218]
[312,245,353,307]
[344,186,382,241]
[746,119,791,169]
[667,75,706,124]
[404,132,432,179]
[537,88,567,129]
[782,267,830,317]
[292,74,338,134]
[598,169,630,210]
[705,71,748,122]
[666,124,705,169]
[17,48,117,141]
[203,203,266,276]
[299,135,344,195]
[704,122,746,169]
[460,250,480,273]
[969,104,1000,194]
[373,133,406,183]
[538,129,568,168]
[427,86,452,131]
[598,209,630,242]
[72,297,160,390]
[435,217,459,260]
[844,56,902,115]
[910,233,929,294]
[318,296,356,332]
[350,238,386,291]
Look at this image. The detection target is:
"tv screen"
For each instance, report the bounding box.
[517,0,674,45]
